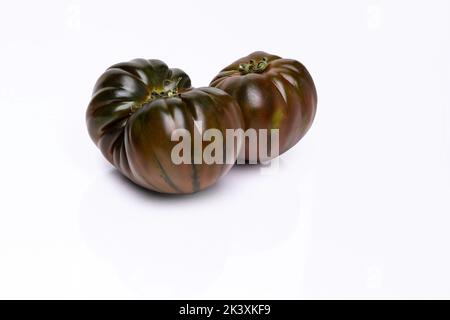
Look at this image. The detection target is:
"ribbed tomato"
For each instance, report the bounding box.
[86,59,244,194]
[210,51,317,161]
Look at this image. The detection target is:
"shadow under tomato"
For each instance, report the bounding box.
[109,169,228,202]
[109,157,286,201]
[77,155,303,298]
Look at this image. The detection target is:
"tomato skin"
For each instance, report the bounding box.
[210,51,317,161]
[86,59,244,194]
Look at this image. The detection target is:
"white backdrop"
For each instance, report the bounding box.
[0,0,449,299]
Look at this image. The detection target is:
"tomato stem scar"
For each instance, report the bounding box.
[238,57,269,74]
[130,77,183,113]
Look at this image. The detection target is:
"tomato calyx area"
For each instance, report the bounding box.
[130,77,183,113]
[238,57,269,74]
[150,77,183,99]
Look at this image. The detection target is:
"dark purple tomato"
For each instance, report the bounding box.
[87,59,244,194]
[210,51,317,161]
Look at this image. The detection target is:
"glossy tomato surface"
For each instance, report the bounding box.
[87,59,244,194]
[210,51,317,161]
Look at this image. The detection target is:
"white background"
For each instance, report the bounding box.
[0,0,449,299]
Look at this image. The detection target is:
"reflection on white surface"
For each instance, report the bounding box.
[78,158,308,298]
[79,170,229,298]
